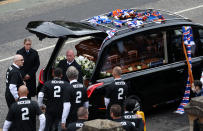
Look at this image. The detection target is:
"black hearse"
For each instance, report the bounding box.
[26,9,203,119]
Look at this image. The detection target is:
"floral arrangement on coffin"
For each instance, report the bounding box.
[54,55,66,67]
[100,71,112,78]
[75,55,95,79]
[54,55,95,79]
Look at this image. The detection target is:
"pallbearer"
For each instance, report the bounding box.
[3,85,45,131]
[104,66,128,117]
[5,54,24,108]
[62,66,88,128]
[38,68,73,131]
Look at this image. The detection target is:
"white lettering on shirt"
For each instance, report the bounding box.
[124,115,137,119]
[51,80,64,84]
[76,123,83,127]
[120,122,127,125]
[17,100,31,105]
[73,84,83,88]
[115,82,126,85]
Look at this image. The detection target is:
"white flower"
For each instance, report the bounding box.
[128,67,133,71]
[78,55,85,61]
[84,64,89,69]
[106,73,111,76]
[137,66,142,70]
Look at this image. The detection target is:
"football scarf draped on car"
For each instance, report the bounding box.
[175,26,195,114]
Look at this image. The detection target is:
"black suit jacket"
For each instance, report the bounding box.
[16,47,40,96]
[57,59,83,83]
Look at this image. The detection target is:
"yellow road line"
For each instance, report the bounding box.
[0,0,20,5]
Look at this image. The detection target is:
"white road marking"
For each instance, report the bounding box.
[174,4,203,14]
[0,36,90,63]
[174,126,189,131]
[0,4,203,62]
[0,56,14,62]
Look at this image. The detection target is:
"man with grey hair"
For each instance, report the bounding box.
[5,54,25,108]
[61,66,88,129]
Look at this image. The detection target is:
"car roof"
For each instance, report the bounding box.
[82,8,192,35]
[26,9,193,40]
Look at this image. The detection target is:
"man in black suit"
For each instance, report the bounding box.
[16,38,40,99]
[57,49,83,83]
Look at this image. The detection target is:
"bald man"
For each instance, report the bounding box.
[57,49,83,83]
[5,54,25,108]
[3,85,46,131]
[104,66,128,117]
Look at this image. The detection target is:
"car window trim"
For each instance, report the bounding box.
[97,57,202,85]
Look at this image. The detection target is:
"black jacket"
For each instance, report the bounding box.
[57,59,83,83]
[16,47,40,96]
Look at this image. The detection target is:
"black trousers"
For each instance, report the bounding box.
[5,94,15,108]
[45,113,61,131]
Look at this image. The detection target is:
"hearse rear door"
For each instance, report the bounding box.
[26,21,106,82]
[26,21,104,40]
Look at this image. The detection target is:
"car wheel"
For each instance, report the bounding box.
[127,95,143,112]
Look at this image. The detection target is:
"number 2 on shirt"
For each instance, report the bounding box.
[21,107,29,120]
[54,86,61,97]
[76,91,82,103]
[118,88,124,100]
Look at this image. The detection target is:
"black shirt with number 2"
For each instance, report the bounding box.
[105,78,128,107]
[6,98,42,131]
[41,78,73,118]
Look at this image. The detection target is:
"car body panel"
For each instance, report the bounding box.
[26,9,203,119]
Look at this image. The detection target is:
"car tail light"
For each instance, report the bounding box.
[87,82,104,98]
[39,69,44,84]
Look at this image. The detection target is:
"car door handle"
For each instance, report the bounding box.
[176,69,184,73]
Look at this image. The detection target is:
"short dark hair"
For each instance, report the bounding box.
[124,99,136,111]
[194,80,202,89]
[110,104,122,117]
[77,107,88,118]
[54,68,62,77]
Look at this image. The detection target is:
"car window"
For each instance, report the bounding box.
[99,32,166,78]
[199,29,203,43]
[167,29,185,63]
[193,28,203,56]
[167,27,201,63]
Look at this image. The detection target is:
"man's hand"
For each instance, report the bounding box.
[15,98,18,101]
[24,74,30,80]
[40,106,46,113]
[61,123,66,130]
